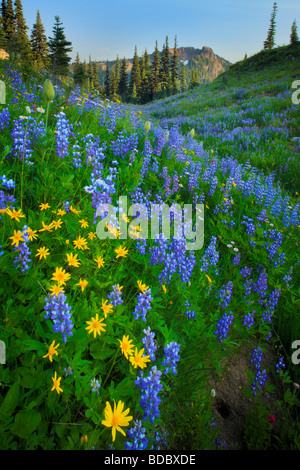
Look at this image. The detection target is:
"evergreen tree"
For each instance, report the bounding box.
[151,40,160,99]
[3,0,15,51]
[290,19,299,44]
[160,36,171,95]
[129,45,141,100]
[13,0,31,63]
[104,60,110,97]
[263,2,278,50]
[118,56,127,101]
[48,16,72,77]
[171,35,179,93]
[189,68,200,89]
[92,61,99,90]
[180,61,186,93]
[30,10,50,71]
[0,10,7,50]
[73,52,85,86]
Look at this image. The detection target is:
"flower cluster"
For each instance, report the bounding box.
[124,420,149,450]
[142,327,158,361]
[107,284,124,306]
[161,342,180,375]
[44,292,74,343]
[55,111,73,159]
[132,288,153,322]
[214,311,234,342]
[135,365,163,424]
[250,346,267,396]
[13,225,32,273]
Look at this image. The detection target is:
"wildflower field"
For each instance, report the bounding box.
[0,43,300,451]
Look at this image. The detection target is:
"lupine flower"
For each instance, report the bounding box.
[44,292,74,343]
[135,365,163,424]
[142,327,157,361]
[107,284,123,306]
[214,311,234,342]
[133,288,153,322]
[161,342,180,375]
[90,377,101,394]
[124,420,149,450]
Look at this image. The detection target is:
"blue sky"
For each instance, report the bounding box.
[21,0,300,64]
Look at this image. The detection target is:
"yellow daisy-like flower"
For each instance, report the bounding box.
[49,284,64,296]
[7,208,26,222]
[43,340,60,362]
[115,246,129,259]
[57,209,66,216]
[129,348,151,370]
[39,203,50,211]
[69,205,81,216]
[51,267,71,286]
[79,219,89,228]
[35,246,50,260]
[85,314,106,338]
[94,256,105,269]
[9,230,25,247]
[73,235,88,250]
[101,299,113,318]
[39,221,55,232]
[76,278,88,292]
[137,280,149,293]
[66,252,81,267]
[51,371,63,394]
[118,335,135,359]
[121,213,130,223]
[106,223,120,239]
[52,219,63,230]
[102,400,133,442]
[88,231,96,240]
[162,284,167,294]
[26,227,38,241]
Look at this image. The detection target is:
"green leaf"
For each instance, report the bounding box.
[0,379,21,416]
[11,409,41,439]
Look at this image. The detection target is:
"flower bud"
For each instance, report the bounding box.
[25,106,31,115]
[144,121,151,134]
[189,128,195,138]
[43,79,55,103]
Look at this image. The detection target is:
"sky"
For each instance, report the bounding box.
[21,0,300,64]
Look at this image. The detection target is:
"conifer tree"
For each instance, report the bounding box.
[160,36,171,95]
[0,10,7,50]
[13,0,31,63]
[104,60,110,97]
[171,35,179,94]
[140,48,151,103]
[48,16,72,77]
[30,10,50,71]
[3,0,15,52]
[263,2,278,50]
[73,52,85,86]
[180,61,186,93]
[118,57,128,101]
[290,19,299,44]
[189,68,200,89]
[129,45,141,100]
[92,61,99,90]
[151,40,160,99]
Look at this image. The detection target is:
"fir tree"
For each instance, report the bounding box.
[160,36,171,95]
[13,0,31,63]
[48,16,72,77]
[129,45,141,100]
[263,2,278,50]
[151,40,160,99]
[73,52,85,86]
[3,0,15,51]
[118,57,128,101]
[189,68,200,89]
[92,61,99,90]
[290,19,299,44]
[140,49,151,103]
[104,60,110,97]
[30,10,50,71]
[0,10,7,50]
[180,61,186,93]
[171,35,179,93]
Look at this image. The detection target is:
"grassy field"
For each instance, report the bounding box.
[0,43,299,450]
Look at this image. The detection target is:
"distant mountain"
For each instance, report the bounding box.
[88,46,231,87]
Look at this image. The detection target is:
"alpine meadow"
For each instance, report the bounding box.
[0,0,300,452]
